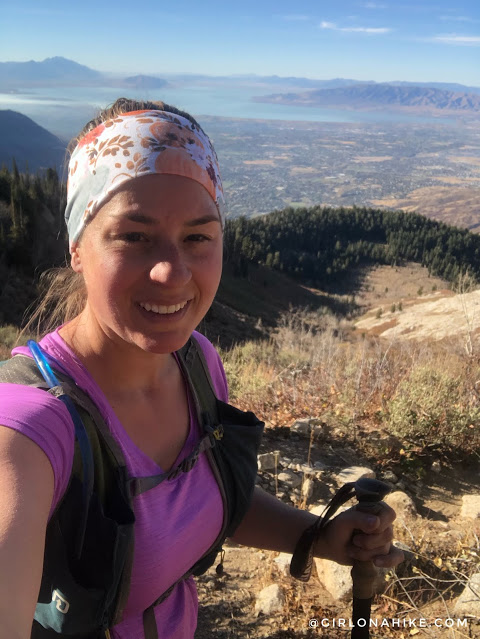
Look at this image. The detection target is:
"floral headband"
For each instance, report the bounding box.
[65,109,225,248]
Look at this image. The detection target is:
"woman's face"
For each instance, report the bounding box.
[71,174,223,355]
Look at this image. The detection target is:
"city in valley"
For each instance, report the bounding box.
[204,116,480,231]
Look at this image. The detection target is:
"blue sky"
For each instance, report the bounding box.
[2,0,479,85]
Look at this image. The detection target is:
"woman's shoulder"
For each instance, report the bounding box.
[0,379,75,513]
[191,331,228,402]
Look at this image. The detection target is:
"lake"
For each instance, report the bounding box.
[0,84,456,141]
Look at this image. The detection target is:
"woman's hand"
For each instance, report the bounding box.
[314,503,404,568]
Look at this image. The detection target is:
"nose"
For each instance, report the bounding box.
[148,243,191,287]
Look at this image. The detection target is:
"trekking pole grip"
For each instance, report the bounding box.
[351,478,391,599]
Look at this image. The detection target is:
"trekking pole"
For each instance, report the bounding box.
[351,478,391,639]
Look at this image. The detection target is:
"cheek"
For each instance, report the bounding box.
[81,253,127,303]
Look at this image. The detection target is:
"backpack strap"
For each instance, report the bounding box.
[177,335,221,429]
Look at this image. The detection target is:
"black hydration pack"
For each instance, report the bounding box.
[0,336,264,639]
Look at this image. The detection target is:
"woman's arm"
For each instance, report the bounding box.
[230,486,403,568]
[0,426,54,639]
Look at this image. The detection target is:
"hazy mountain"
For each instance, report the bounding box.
[1,57,478,96]
[211,75,374,89]
[255,84,480,113]
[0,110,67,173]
[164,73,480,94]
[0,57,172,92]
[121,75,169,90]
[388,80,480,96]
[0,56,103,89]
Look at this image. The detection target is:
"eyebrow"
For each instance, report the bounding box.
[185,214,221,227]
[113,213,221,226]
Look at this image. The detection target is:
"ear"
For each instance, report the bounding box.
[70,243,83,273]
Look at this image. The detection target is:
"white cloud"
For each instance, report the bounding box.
[320,21,337,29]
[320,21,392,34]
[362,2,388,8]
[433,33,480,45]
[343,26,391,33]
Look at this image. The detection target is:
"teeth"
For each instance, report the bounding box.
[140,300,189,315]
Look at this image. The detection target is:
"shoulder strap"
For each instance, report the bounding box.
[176,335,220,428]
[0,354,50,387]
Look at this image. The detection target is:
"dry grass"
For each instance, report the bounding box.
[222,308,480,460]
[369,186,480,231]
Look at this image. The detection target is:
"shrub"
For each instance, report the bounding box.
[0,324,21,349]
[386,365,480,456]
[219,339,276,404]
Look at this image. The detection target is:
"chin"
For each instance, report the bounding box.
[130,331,192,355]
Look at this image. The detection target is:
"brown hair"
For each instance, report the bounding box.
[24,98,204,338]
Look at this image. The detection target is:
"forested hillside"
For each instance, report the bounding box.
[0,164,66,324]
[1,163,480,325]
[224,207,480,289]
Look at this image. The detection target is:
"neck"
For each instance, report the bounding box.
[59,310,177,396]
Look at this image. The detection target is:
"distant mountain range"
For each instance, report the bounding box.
[0,57,103,88]
[0,57,168,91]
[121,75,168,90]
[0,57,479,99]
[0,110,66,173]
[255,84,480,114]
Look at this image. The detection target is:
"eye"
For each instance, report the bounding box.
[185,234,211,243]
[120,232,148,243]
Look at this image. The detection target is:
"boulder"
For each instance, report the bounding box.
[384,491,417,519]
[454,573,480,617]
[257,452,279,472]
[274,552,292,577]
[460,495,480,519]
[255,584,285,616]
[291,418,325,437]
[335,466,375,484]
[314,558,353,602]
[313,558,388,603]
[278,470,302,489]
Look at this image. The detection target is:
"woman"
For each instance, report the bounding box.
[0,99,402,639]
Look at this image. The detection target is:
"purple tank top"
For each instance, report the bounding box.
[0,328,228,638]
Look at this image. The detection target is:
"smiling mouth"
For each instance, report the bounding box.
[139,300,191,315]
